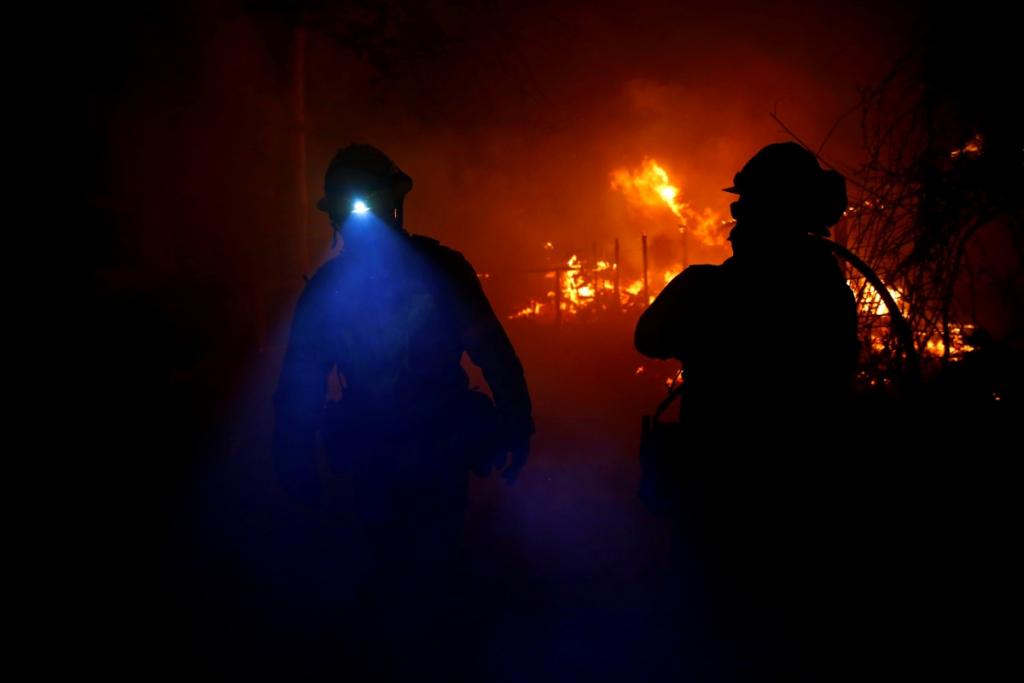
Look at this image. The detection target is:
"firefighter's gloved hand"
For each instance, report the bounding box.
[500,439,530,485]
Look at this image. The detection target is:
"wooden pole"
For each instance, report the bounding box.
[613,238,621,310]
[641,232,649,306]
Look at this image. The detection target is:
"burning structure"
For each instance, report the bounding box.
[508,158,729,323]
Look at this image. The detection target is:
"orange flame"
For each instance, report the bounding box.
[923,324,975,359]
[508,250,678,322]
[610,157,726,246]
[851,278,976,361]
[853,280,909,317]
[610,158,682,217]
[509,301,546,320]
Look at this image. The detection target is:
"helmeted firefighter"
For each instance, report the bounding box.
[636,141,859,425]
[272,143,533,571]
[634,142,861,680]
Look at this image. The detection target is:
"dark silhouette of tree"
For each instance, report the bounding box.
[783,3,1022,389]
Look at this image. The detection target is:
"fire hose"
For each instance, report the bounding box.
[654,234,923,415]
[810,233,922,386]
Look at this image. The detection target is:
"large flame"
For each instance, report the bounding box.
[610,158,684,217]
[610,157,726,246]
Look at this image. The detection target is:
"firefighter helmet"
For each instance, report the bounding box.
[316,143,413,214]
[725,142,847,232]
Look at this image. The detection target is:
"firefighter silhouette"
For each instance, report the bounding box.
[272,144,533,590]
[636,142,859,423]
[635,143,861,680]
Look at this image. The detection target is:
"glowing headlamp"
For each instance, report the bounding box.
[351,199,370,215]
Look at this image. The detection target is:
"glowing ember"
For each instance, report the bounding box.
[950,133,984,159]
[508,301,547,320]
